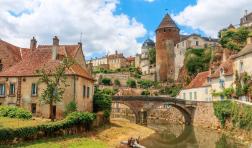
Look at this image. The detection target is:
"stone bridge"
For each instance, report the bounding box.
[112,96,199,125]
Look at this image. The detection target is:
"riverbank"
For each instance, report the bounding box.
[2,118,154,148]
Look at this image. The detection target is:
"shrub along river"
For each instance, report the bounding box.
[141,123,250,148]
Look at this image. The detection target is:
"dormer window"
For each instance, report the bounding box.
[220,67,224,75]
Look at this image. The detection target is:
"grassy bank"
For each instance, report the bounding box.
[1,118,154,148]
[0,117,49,129]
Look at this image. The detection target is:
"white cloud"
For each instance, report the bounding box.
[173,0,252,37]
[0,0,146,58]
[144,0,155,3]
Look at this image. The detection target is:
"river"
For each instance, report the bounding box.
[141,123,250,148]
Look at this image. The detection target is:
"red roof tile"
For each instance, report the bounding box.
[186,71,210,89]
[0,44,93,81]
[210,60,233,78]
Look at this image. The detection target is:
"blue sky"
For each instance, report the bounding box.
[1,0,252,59]
[115,0,205,42]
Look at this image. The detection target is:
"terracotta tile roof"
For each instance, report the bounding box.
[186,71,210,89]
[232,43,252,59]
[127,56,135,62]
[37,45,80,57]
[0,40,22,62]
[210,60,233,78]
[157,14,178,29]
[0,45,93,81]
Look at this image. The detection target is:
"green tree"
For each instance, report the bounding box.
[220,27,250,51]
[148,48,156,64]
[93,88,112,118]
[127,79,137,88]
[37,58,75,121]
[184,48,211,76]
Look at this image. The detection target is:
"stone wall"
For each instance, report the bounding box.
[192,102,220,128]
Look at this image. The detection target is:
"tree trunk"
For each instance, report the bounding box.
[49,102,54,121]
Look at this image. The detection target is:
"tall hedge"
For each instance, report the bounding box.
[0,112,96,142]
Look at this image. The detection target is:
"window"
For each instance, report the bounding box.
[9,83,15,96]
[220,68,224,75]
[0,59,2,72]
[219,79,225,88]
[183,93,186,100]
[196,41,199,46]
[205,88,208,94]
[87,87,90,98]
[239,61,244,72]
[194,92,197,100]
[189,92,192,100]
[31,83,37,96]
[0,84,5,97]
[31,103,36,114]
[83,85,86,97]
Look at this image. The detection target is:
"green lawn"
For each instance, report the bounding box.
[0,117,49,129]
[1,135,108,148]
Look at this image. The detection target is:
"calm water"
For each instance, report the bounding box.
[141,123,250,148]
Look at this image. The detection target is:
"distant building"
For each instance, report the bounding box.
[156,14,180,82]
[0,36,94,119]
[174,34,219,80]
[127,56,135,66]
[178,71,212,101]
[86,56,109,71]
[108,50,128,70]
[240,10,252,27]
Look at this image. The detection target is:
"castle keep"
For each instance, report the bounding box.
[156,14,180,81]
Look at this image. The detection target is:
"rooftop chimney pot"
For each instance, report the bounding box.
[30,36,37,50]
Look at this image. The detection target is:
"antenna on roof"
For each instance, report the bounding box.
[80,32,83,43]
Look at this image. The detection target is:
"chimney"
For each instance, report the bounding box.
[53,36,59,46]
[78,42,82,50]
[30,37,37,50]
[52,36,59,60]
[115,50,118,55]
[247,35,252,45]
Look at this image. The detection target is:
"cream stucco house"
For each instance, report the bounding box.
[178,71,212,101]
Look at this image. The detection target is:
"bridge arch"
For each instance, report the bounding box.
[147,102,192,125]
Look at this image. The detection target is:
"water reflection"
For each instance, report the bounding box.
[141,123,247,148]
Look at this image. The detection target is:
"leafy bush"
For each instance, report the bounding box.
[137,80,154,89]
[0,112,96,142]
[114,79,120,86]
[184,48,211,76]
[213,100,252,129]
[0,106,32,120]
[127,79,137,88]
[64,100,77,116]
[159,84,182,97]
[141,90,150,96]
[101,78,111,85]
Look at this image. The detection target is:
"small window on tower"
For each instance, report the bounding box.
[0,59,2,72]
[163,28,166,32]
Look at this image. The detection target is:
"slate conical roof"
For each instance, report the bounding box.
[157,13,178,30]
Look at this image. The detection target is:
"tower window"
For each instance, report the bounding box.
[0,59,2,72]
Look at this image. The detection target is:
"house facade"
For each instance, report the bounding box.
[240,10,252,27]
[0,36,95,119]
[178,71,212,101]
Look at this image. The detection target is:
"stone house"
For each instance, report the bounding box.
[0,36,95,119]
[178,71,212,101]
[127,56,135,66]
[240,10,252,27]
[107,50,128,70]
[232,35,252,102]
[86,56,109,71]
[174,34,218,80]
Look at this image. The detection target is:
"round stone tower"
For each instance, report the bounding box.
[155,13,180,82]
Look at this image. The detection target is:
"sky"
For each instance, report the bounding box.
[0,0,252,59]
